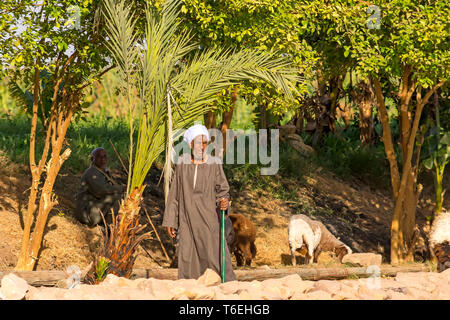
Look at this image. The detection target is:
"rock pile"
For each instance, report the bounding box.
[1,268,449,300]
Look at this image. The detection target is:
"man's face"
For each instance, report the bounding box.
[93,149,108,169]
[190,135,208,159]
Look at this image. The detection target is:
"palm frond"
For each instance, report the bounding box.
[105,0,301,192]
[8,81,33,109]
[102,0,139,82]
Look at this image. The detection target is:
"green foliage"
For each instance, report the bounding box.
[422,114,450,212]
[0,113,131,173]
[0,0,109,86]
[174,0,316,117]
[304,124,391,188]
[95,257,110,283]
[103,0,298,193]
[296,0,449,85]
[229,97,258,130]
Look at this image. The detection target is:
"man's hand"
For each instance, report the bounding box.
[167,227,177,238]
[219,198,229,211]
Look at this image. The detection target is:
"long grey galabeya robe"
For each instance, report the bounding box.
[75,165,123,227]
[163,154,236,281]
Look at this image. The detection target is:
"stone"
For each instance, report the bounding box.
[384,290,412,300]
[303,290,333,300]
[237,289,253,300]
[197,268,221,287]
[25,287,65,300]
[404,287,435,300]
[290,292,310,300]
[357,285,387,300]
[100,274,135,287]
[310,280,342,295]
[439,268,450,284]
[260,290,283,300]
[260,280,293,300]
[434,285,450,299]
[212,287,230,300]
[332,284,358,300]
[441,268,450,278]
[218,281,241,295]
[395,272,438,293]
[342,253,382,267]
[0,273,29,300]
[137,278,175,299]
[171,282,215,300]
[219,293,241,300]
[284,280,315,294]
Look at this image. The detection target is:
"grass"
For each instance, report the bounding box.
[302,122,392,189]
[0,112,132,174]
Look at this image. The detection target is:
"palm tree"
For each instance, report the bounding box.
[87,0,299,281]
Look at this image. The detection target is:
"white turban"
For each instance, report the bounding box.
[183,124,210,145]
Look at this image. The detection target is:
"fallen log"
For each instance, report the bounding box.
[0,270,67,287]
[0,264,431,286]
[234,265,432,281]
[132,264,431,281]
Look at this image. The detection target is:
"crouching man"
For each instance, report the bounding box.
[75,147,125,227]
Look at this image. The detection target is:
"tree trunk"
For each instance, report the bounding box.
[16,66,42,270]
[204,111,216,129]
[328,76,341,133]
[371,77,401,199]
[220,86,238,153]
[16,53,78,271]
[85,186,149,283]
[17,105,74,271]
[294,111,304,134]
[259,103,268,130]
[351,79,375,145]
[335,99,352,130]
[390,81,445,264]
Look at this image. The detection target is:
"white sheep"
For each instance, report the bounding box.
[288,214,352,265]
[429,210,450,272]
[288,215,321,265]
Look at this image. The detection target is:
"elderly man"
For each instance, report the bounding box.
[163,124,236,281]
[75,147,125,227]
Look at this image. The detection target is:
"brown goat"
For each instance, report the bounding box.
[229,213,257,266]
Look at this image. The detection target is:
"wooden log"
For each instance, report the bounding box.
[0,264,431,287]
[0,270,67,287]
[131,265,431,281]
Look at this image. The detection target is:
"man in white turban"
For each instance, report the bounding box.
[162,124,236,281]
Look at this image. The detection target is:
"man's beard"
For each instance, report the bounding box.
[192,150,205,160]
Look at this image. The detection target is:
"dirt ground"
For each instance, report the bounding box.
[0,151,446,272]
